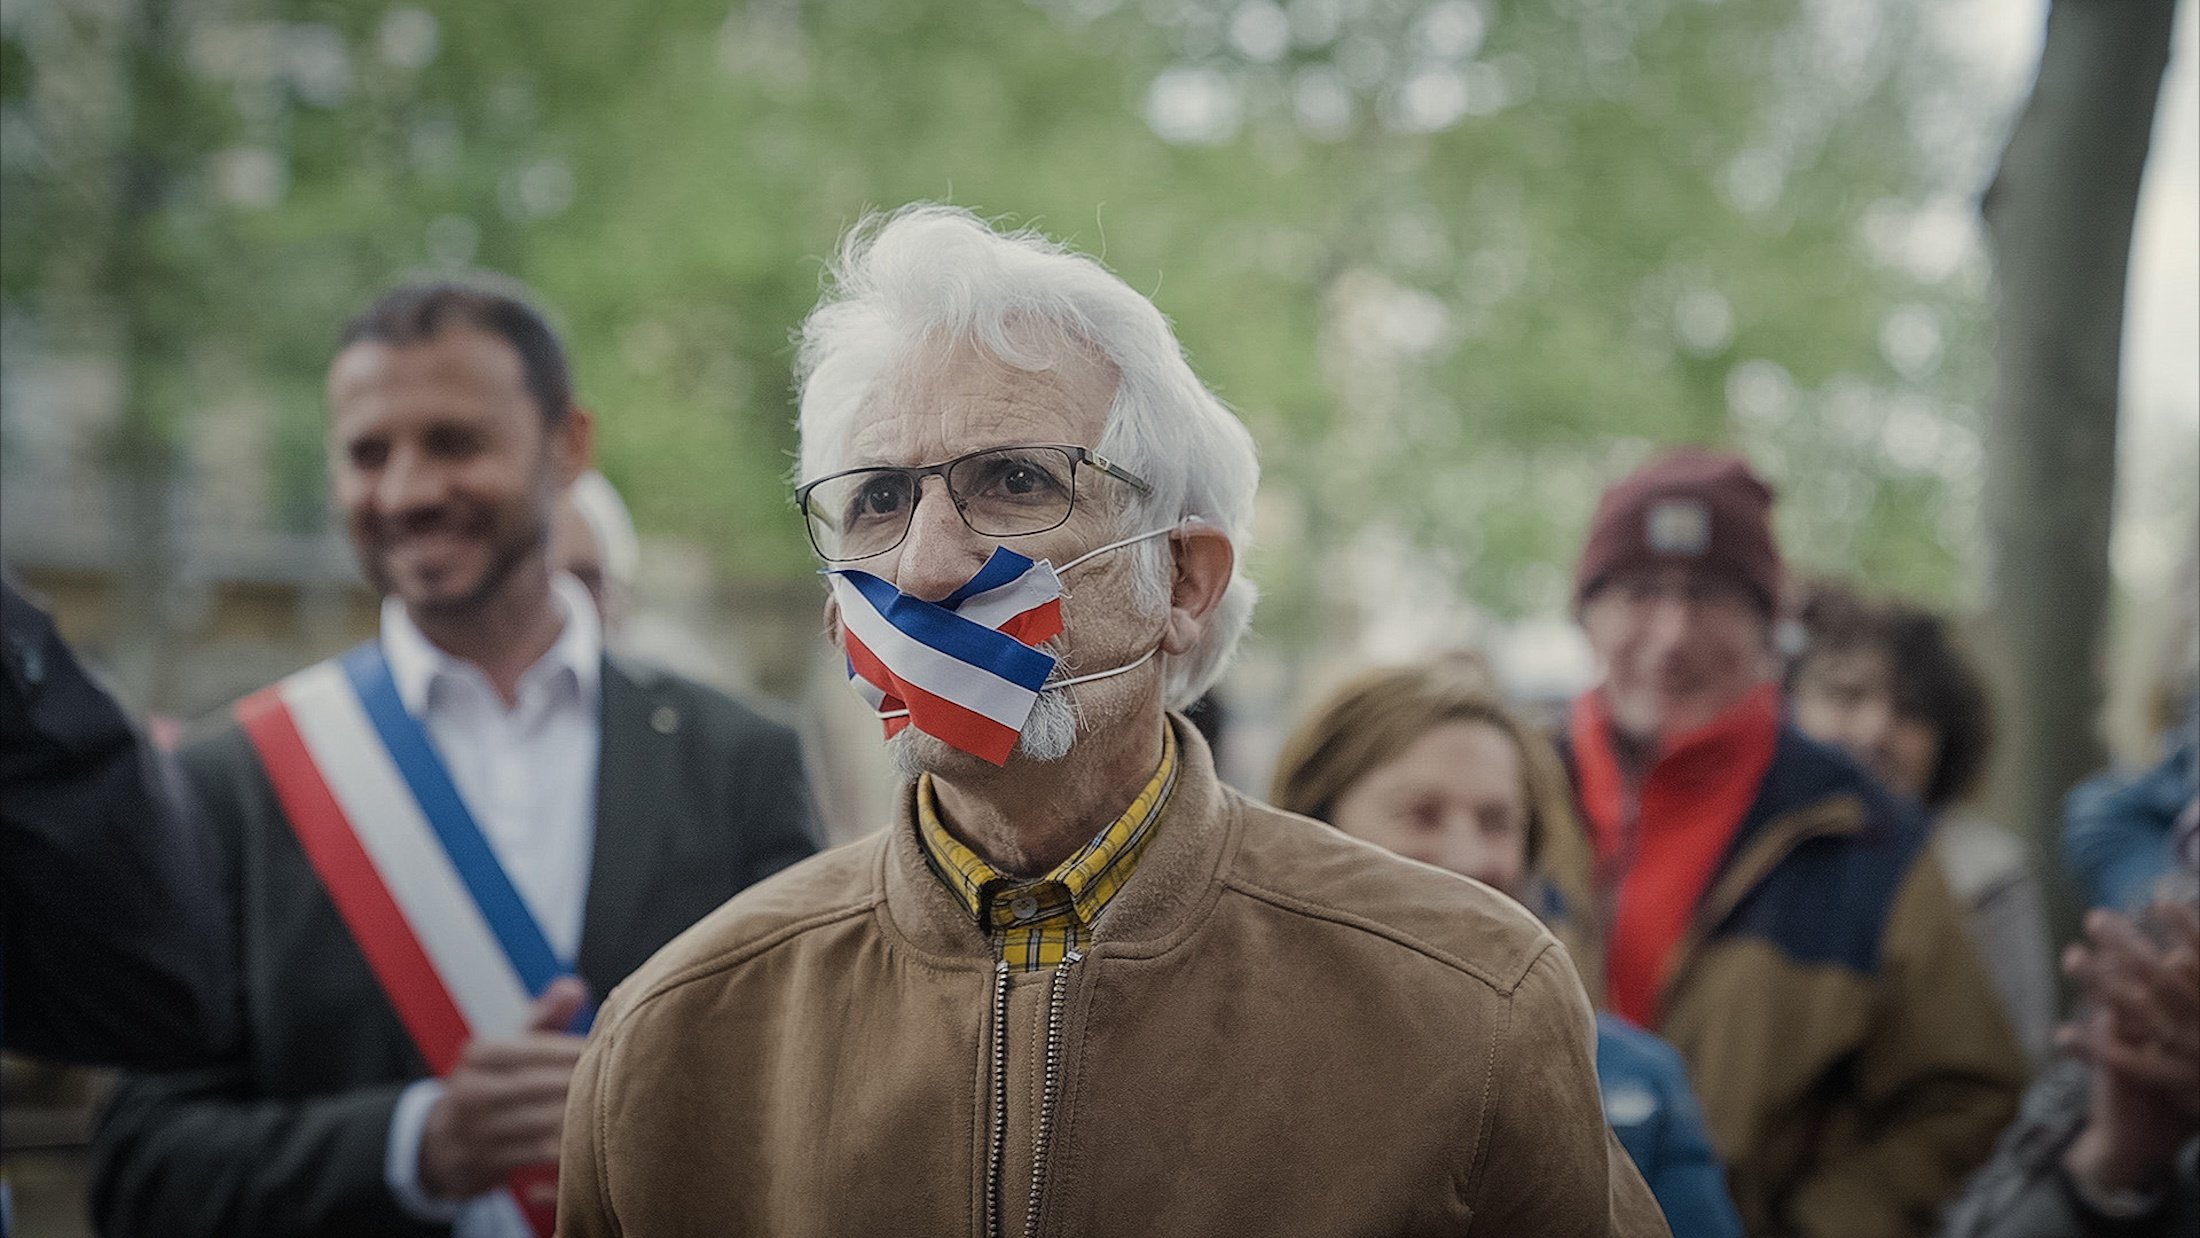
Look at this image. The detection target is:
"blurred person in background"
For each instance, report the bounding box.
[1787,581,2058,1064]
[556,205,1665,1237]
[2064,546,2197,916]
[2,574,232,1067]
[550,470,639,636]
[1555,446,2026,1238]
[2065,707,2197,914]
[90,280,819,1238]
[1271,660,1745,1238]
[1943,803,2198,1237]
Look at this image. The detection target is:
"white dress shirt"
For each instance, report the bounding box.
[378,575,602,1236]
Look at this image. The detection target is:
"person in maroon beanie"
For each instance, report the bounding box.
[1549,446,2027,1238]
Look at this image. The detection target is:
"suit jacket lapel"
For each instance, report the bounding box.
[578,655,674,996]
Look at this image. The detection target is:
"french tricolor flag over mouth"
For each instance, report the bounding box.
[829,547,1067,766]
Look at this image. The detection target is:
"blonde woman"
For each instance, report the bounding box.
[1274,662,1743,1238]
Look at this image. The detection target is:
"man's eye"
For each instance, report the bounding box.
[1002,465,1043,495]
[856,480,906,517]
[348,441,387,469]
[425,426,482,457]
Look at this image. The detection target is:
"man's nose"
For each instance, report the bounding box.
[377,447,450,517]
[1639,593,1695,656]
[892,477,989,602]
[1853,695,1896,747]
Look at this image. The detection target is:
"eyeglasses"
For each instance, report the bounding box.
[794,443,1153,562]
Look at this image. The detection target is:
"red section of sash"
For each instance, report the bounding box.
[241,686,560,1238]
[237,689,472,1075]
[843,632,1020,765]
[510,1163,559,1234]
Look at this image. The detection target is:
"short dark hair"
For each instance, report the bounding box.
[1788,580,1995,811]
[337,279,574,424]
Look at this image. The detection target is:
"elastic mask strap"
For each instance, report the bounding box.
[866,644,1160,722]
[1055,516,1205,578]
[1043,644,1158,690]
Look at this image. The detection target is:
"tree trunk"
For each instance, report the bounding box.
[103,0,191,714]
[1979,0,2179,947]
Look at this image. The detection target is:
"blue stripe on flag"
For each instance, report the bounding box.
[338,643,594,1033]
[834,570,1056,690]
[940,546,1037,608]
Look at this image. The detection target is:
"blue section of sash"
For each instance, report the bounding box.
[940,546,1037,608]
[338,643,595,1033]
[833,569,1057,691]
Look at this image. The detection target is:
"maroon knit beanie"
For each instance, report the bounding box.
[1574,447,1783,613]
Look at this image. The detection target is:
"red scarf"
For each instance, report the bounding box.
[1569,682,1781,1028]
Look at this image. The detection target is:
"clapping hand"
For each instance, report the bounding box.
[2058,901,2200,1197]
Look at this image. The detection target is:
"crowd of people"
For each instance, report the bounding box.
[2,205,2195,1238]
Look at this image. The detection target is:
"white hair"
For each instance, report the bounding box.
[795,204,1260,709]
[568,470,640,590]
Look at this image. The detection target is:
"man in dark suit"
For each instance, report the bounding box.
[89,280,819,1238]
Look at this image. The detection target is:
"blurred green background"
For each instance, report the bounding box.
[2,0,2059,684]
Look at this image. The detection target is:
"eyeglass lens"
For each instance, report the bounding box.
[804,446,1079,560]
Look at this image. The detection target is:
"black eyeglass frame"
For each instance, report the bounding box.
[793,442,1154,563]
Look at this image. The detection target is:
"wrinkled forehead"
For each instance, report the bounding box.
[814,331,1121,472]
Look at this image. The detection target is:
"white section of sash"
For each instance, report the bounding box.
[830,577,1038,728]
[952,562,1062,632]
[277,662,534,1041]
[482,1187,529,1231]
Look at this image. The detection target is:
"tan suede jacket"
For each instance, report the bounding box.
[559,719,1670,1237]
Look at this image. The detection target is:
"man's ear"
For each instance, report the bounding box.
[1161,524,1234,658]
[823,595,845,651]
[552,405,596,487]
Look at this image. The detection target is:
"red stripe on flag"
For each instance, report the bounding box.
[994,598,1063,649]
[891,676,1022,766]
[842,631,897,701]
[237,690,473,1075]
[842,632,1021,765]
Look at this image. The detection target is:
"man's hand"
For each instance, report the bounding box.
[418,977,590,1201]
[2058,903,2200,1197]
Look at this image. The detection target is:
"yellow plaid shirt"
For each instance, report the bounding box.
[915,727,1178,971]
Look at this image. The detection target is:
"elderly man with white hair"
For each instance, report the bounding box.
[556,206,1666,1237]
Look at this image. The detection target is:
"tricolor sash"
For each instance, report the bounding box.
[236,643,589,1236]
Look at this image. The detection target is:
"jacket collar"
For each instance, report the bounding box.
[878,712,1236,966]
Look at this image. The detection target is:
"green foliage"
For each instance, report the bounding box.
[1,0,1997,637]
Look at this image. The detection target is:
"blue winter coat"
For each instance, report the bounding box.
[1597,1012,1745,1238]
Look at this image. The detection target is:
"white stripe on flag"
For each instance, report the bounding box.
[849,672,888,711]
[952,563,1062,632]
[830,577,1041,729]
[278,663,534,1040]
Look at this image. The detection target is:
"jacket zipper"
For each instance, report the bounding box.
[983,950,1083,1238]
[1024,949,1083,1233]
[985,959,1011,1238]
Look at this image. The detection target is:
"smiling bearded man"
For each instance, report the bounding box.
[556,206,1668,1238]
[92,281,820,1238]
